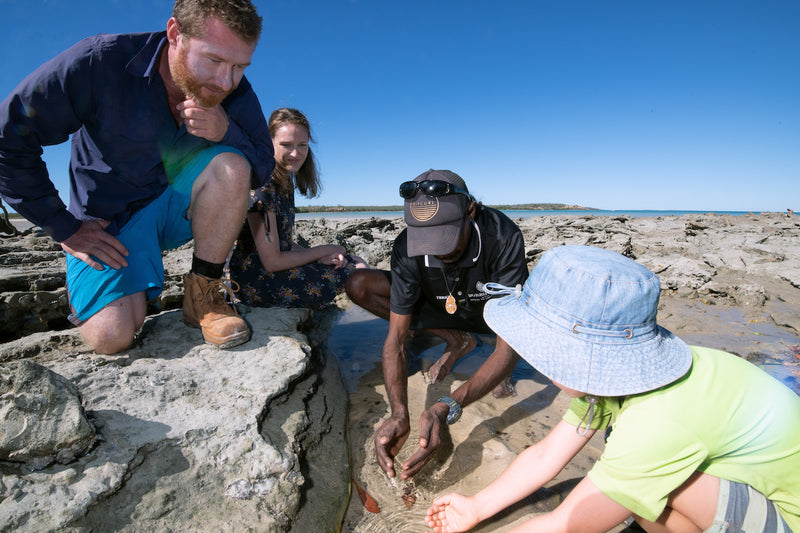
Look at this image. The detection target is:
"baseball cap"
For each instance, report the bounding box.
[403,169,472,257]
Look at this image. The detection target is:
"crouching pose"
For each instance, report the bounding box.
[426,245,800,533]
[0,0,272,353]
[346,169,528,480]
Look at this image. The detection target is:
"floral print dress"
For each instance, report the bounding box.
[229,179,356,309]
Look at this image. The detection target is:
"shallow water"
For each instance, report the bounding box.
[656,299,800,394]
[328,306,539,395]
[329,306,615,532]
[330,303,800,396]
[328,302,800,531]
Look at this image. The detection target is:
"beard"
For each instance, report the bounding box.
[170,45,231,108]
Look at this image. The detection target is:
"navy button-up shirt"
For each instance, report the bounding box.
[0,31,274,242]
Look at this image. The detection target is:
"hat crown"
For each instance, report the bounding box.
[412,169,469,191]
[483,245,692,397]
[526,245,660,333]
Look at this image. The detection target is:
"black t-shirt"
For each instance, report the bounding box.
[390,206,527,330]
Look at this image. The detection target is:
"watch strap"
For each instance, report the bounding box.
[438,396,462,424]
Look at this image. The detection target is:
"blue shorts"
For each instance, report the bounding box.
[66,146,245,324]
[704,478,793,533]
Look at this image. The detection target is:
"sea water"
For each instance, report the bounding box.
[297,209,758,220]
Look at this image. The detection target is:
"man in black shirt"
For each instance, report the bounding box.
[346,169,528,479]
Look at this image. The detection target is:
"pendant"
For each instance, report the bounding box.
[445,294,457,314]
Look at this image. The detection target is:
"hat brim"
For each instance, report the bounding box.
[406,220,463,257]
[483,294,692,397]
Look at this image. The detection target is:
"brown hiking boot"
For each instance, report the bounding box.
[182,272,250,348]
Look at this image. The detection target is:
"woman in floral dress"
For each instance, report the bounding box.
[229,108,368,309]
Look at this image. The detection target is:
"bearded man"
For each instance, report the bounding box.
[0,0,273,354]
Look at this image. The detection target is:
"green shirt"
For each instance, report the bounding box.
[563,346,800,529]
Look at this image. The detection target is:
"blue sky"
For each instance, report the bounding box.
[1,0,798,211]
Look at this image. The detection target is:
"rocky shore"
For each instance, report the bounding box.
[1,211,798,532]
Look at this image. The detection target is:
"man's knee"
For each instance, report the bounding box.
[345,269,387,304]
[344,270,366,302]
[189,151,250,221]
[79,320,138,355]
[207,151,251,190]
[76,294,146,355]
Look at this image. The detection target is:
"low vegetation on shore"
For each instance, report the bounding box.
[295,203,593,213]
[4,203,592,219]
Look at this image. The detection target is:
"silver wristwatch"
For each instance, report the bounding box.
[438,396,462,424]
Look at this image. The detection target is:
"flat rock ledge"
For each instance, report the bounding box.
[0,306,350,533]
[2,212,799,532]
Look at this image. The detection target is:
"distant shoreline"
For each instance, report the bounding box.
[294,203,593,213]
[6,206,782,226]
[296,208,767,220]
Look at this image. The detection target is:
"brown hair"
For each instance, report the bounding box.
[172,0,262,44]
[269,108,321,198]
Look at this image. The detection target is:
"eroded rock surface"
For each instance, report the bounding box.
[0,359,96,469]
[0,307,349,533]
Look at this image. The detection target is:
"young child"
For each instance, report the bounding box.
[425,245,800,533]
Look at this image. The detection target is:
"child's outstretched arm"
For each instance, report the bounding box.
[425,420,593,532]
[507,476,632,533]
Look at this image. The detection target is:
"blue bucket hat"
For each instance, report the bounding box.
[483,245,692,397]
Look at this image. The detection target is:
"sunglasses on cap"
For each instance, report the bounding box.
[399,180,475,201]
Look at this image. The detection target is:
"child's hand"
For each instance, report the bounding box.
[425,493,480,532]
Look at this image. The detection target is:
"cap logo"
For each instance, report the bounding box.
[409,198,439,222]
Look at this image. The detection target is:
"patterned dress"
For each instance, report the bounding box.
[228,179,356,310]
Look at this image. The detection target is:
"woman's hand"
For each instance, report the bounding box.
[316,244,348,267]
[425,493,480,532]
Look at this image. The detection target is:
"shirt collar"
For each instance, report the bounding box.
[126,31,168,84]
[424,219,482,269]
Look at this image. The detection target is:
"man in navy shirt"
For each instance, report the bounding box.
[346,169,528,479]
[0,0,272,354]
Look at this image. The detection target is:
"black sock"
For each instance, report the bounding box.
[191,255,224,279]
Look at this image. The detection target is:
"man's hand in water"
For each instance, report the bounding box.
[374,414,410,478]
[399,401,449,479]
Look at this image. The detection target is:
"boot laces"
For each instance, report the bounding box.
[199,278,241,311]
